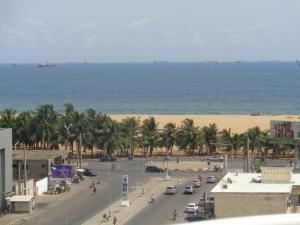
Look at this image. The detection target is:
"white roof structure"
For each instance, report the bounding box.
[9,195,34,202]
[211,172,292,193]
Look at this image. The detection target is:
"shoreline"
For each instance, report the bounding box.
[110,114,300,134]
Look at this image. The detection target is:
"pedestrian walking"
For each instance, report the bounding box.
[113,216,117,225]
[93,186,96,194]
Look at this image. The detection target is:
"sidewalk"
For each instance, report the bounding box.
[82,177,184,225]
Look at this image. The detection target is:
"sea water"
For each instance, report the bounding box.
[0,62,299,114]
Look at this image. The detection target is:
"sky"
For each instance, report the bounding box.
[0,0,299,63]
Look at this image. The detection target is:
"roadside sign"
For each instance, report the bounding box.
[122,175,129,206]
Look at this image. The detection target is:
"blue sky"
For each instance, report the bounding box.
[0,0,299,62]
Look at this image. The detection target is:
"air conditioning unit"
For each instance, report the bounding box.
[222,184,228,189]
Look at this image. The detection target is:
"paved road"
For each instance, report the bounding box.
[14,159,157,225]
[125,172,222,225]
[11,157,290,225]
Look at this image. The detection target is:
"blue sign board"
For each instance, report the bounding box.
[51,164,73,178]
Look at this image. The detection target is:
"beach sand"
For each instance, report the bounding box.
[110,115,300,134]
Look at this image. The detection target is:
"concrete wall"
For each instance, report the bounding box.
[0,128,12,210]
[261,167,292,183]
[213,192,289,218]
[13,159,50,180]
[35,177,48,196]
[13,200,33,213]
[13,179,34,195]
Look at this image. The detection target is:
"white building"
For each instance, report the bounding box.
[211,167,300,218]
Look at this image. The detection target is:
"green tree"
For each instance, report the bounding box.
[120,117,140,156]
[176,119,203,155]
[202,123,218,155]
[141,117,159,157]
[159,122,177,156]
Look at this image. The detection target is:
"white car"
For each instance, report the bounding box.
[185,203,199,213]
[192,180,201,187]
[184,186,196,194]
[165,186,177,195]
[206,176,218,183]
[207,155,223,162]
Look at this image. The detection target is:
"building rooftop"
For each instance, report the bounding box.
[211,172,293,193]
[12,150,67,160]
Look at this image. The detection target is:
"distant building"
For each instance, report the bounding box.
[12,150,67,181]
[0,128,13,210]
[211,167,300,218]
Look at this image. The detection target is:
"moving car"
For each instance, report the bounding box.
[206,176,218,183]
[145,166,164,173]
[184,186,196,194]
[192,180,201,187]
[84,168,97,176]
[185,203,199,213]
[165,186,177,195]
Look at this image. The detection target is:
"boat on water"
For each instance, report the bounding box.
[38,63,56,68]
[215,60,224,64]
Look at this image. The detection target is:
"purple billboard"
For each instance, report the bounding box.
[51,164,73,178]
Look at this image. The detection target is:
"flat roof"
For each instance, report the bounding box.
[12,150,67,160]
[211,172,292,193]
[9,195,34,202]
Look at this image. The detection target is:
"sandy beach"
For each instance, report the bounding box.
[111,115,300,134]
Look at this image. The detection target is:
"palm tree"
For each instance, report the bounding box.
[231,133,243,158]
[120,117,140,156]
[35,104,57,149]
[202,123,218,155]
[160,123,176,156]
[99,118,125,155]
[245,126,262,156]
[219,128,233,152]
[176,119,203,155]
[141,117,159,157]
[84,108,100,158]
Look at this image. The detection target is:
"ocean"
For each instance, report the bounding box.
[0,62,299,114]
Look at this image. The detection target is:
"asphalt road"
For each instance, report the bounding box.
[14,159,157,225]
[125,172,220,225]
[11,157,290,225]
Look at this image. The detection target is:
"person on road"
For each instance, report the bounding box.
[150,193,155,203]
[113,216,117,225]
[93,186,96,194]
[173,209,177,220]
[111,163,115,170]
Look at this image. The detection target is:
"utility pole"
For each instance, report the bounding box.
[18,160,21,195]
[79,133,82,168]
[23,149,27,195]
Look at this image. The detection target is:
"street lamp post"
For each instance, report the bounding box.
[64,123,72,164]
[0,191,11,225]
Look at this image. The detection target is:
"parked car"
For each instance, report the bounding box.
[100,155,117,162]
[207,155,223,162]
[145,166,164,173]
[184,186,196,194]
[192,180,201,187]
[165,186,177,195]
[206,176,218,183]
[185,212,206,221]
[127,155,134,160]
[185,203,199,213]
[84,168,97,176]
